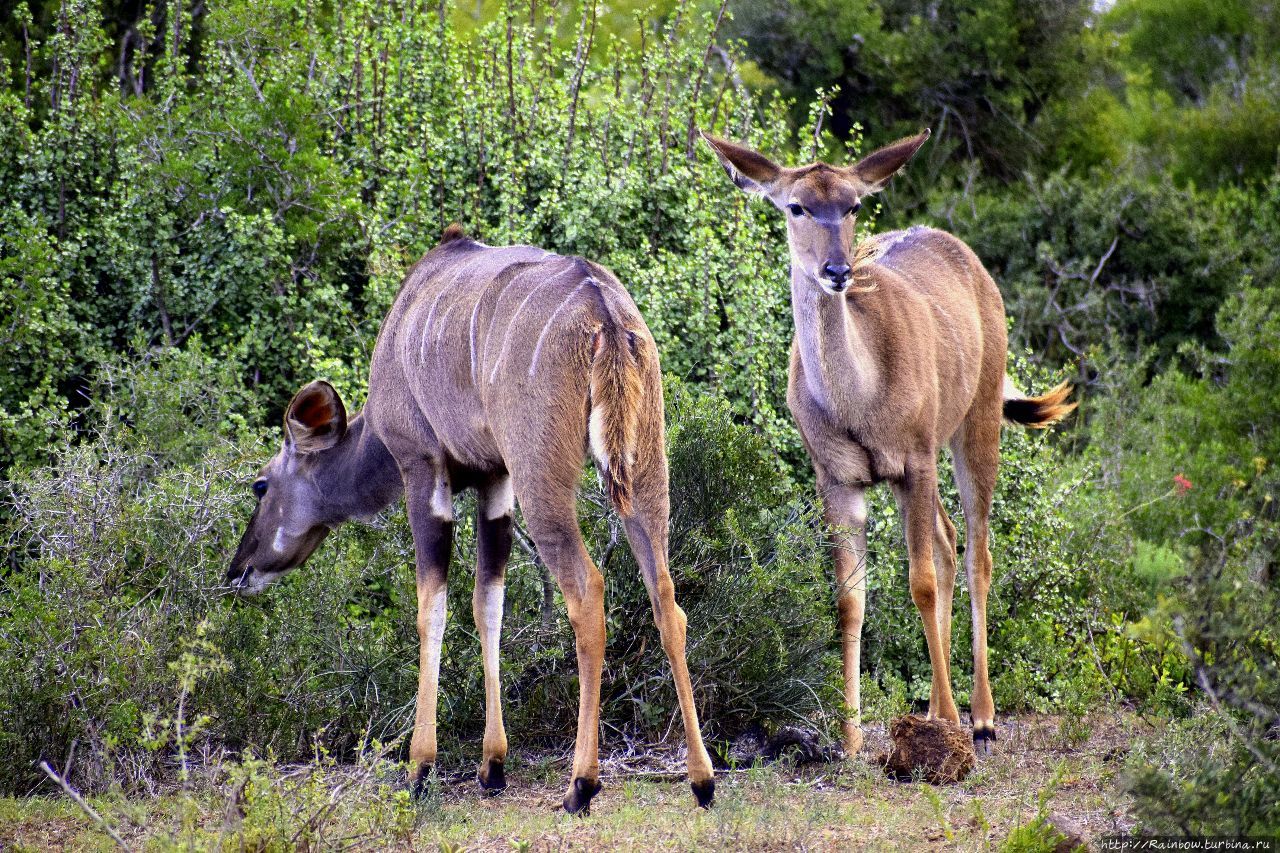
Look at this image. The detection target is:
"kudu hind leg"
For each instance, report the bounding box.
[473,476,515,794]
[404,465,455,797]
[622,512,716,807]
[521,498,606,815]
[931,492,959,717]
[893,471,961,725]
[952,426,1000,753]
[820,480,869,755]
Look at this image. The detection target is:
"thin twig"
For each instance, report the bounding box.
[39,762,133,852]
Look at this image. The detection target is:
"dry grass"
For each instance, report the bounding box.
[0,711,1143,851]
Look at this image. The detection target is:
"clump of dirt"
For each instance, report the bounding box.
[883,715,976,784]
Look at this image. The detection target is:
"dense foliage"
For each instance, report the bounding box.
[1,0,1278,833]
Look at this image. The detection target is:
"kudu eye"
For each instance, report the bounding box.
[787,203,805,217]
[848,202,862,216]
[252,480,268,499]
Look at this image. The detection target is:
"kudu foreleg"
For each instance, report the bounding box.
[404,468,455,797]
[821,481,869,755]
[623,515,716,807]
[895,471,961,725]
[473,476,515,793]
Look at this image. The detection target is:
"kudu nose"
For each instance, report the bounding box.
[822,263,852,287]
[225,563,251,586]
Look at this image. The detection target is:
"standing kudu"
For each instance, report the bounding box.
[702,129,1074,754]
[225,226,715,814]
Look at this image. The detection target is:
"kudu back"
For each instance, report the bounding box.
[703,129,1074,755]
[226,226,714,814]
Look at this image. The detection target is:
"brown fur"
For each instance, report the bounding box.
[226,227,714,813]
[1003,380,1077,428]
[589,317,644,515]
[704,129,1074,757]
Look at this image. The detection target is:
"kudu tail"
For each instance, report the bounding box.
[1002,377,1077,429]
[588,320,644,516]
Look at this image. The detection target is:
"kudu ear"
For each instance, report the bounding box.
[848,129,931,193]
[285,380,348,454]
[700,131,784,199]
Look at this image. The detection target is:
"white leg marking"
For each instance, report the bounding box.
[424,587,448,689]
[528,281,589,377]
[478,582,504,668]
[272,527,288,554]
[430,477,454,521]
[484,477,515,521]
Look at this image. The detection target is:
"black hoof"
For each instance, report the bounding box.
[410,764,433,801]
[691,778,715,809]
[562,777,602,815]
[974,724,996,757]
[479,759,507,796]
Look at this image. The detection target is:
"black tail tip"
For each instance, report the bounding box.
[691,778,715,808]
[1002,381,1077,428]
[1002,397,1043,423]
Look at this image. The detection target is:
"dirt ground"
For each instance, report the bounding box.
[0,711,1145,851]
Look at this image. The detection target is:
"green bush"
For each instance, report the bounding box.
[0,0,814,472]
[7,0,1262,815]
[932,168,1242,368]
[0,338,1111,793]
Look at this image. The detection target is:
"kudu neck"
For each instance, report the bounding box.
[790,267,880,412]
[323,410,403,523]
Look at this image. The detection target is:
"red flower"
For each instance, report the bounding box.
[1173,473,1193,494]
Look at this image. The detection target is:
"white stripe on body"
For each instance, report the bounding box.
[416,254,489,364]
[528,280,590,377]
[418,289,448,364]
[490,265,578,383]
[469,296,485,385]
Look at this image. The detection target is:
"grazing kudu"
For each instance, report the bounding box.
[702,129,1074,755]
[225,226,715,814]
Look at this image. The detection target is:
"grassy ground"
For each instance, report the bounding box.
[0,711,1143,851]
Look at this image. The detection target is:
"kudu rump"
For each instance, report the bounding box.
[225,227,715,814]
[703,129,1074,755]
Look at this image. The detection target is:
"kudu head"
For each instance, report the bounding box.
[701,129,930,295]
[226,380,351,595]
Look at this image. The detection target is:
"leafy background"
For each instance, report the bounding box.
[1,0,1276,834]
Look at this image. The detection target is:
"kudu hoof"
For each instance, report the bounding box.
[691,778,715,809]
[562,777,602,815]
[973,723,997,757]
[410,764,434,801]
[478,759,507,796]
